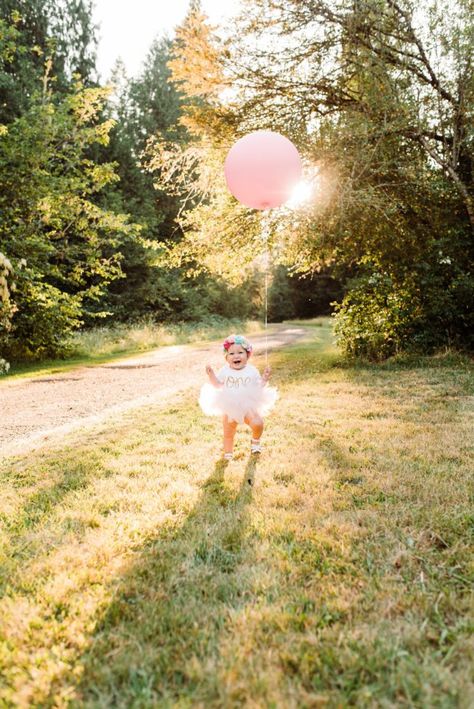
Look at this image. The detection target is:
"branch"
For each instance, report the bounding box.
[386,0,455,104]
[418,135,474,231]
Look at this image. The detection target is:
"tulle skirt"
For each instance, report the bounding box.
[199,383,279,424]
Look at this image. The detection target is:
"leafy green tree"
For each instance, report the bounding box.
[267,265,296,322]
[98,41,197,321]
[234,0,473,228]
[0,251,14,338]
[97,32,253,325]
[0,78,137,359]
[267,265,344,321]
[108,7,257,323]
[105,37,183,233]
[157,0,473,355]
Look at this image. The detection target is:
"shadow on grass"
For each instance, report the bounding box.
[270,335,472,435]
[67,364,472,707]
[0,452,111,596]
[71,455,260,706]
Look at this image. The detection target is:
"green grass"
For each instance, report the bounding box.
[2,318,263,381]
[0,321,473,707]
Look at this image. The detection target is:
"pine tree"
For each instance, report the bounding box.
[98,40,197,322]
[0,0,97,123]
[146,1,263,280]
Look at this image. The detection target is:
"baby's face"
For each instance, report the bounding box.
[226,344,248,370]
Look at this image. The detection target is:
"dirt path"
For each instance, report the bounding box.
[0,327,305,459]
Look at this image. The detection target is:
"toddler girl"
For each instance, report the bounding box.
[199,334,278,460]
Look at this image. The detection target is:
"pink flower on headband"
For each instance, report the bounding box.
[223,334,252,355]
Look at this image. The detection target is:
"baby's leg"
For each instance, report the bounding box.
[244,411,263,441]
[223,415,238,455]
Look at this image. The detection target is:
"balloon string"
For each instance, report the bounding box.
[263,217,269,367]
[264,265,268,367]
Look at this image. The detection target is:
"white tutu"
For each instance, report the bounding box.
[199,363,278,424]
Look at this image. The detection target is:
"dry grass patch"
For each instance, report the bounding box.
[4,318,262,380]
[0,321,472,707]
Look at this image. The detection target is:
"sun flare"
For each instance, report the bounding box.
[286,180,314,209]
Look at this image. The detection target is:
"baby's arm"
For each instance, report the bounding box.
[205,364,224,388]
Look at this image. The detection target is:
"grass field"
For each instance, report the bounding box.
[0,320,473,707]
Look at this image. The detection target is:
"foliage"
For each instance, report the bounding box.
[0,250,14,329]
[169,0,474,357]
[267,265,296,322]
[335,258,474,360]
[268,265,344,322]
[99,35,256,325]
[2,0,473,361]
[0,81,137,359]
[1,322,472,704]
[96,42,187,323]
[234,0,474,227]
[145,1,261,282]
[0,5,266,364]
[0,0,97,123]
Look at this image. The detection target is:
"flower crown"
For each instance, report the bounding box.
[223,334,252,355]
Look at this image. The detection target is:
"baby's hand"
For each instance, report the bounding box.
[206,364,222,388]
[262,365,271,382]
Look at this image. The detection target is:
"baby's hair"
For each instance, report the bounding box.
[223,334,252,356]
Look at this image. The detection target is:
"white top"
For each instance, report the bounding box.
[216,363,262,390]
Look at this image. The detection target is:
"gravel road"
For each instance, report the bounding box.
[0,327,305,459]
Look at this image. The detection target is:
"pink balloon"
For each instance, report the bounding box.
[224,131,302,210]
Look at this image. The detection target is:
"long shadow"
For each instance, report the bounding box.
[72,455,259,706]
[0,452,108,596]
[23,428,472,706]
[1,407,197,597]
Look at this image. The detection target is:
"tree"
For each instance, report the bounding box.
[233,0,474,231]
[98,41,201,322]
[154,0,473,355]
[141,3,268,320]
[0,77,137,359]
[0,0,97,123]
[106,37,184,238]
[146,1,265,279]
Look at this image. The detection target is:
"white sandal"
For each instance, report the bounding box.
[223,452,233,460]
[250,438,262,454]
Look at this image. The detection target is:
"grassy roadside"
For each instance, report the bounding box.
[1,318,263,381]
[0,321,472,707]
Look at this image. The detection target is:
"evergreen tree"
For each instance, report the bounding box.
[98,41,195,322]
[0,0,97,123]
[104,14,258,324]
[147,1,263,281]
[109,37,184,237]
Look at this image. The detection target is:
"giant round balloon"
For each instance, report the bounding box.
[224,130,302,210]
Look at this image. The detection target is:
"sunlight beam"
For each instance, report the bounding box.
[286,180,314,209]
